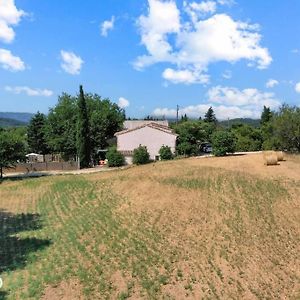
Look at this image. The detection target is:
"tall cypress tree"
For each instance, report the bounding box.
[77,85,91,168]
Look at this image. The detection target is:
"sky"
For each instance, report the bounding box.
[0,0,300,120]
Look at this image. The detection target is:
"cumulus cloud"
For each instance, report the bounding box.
[162,68,209,84]
[134,0,271,84]
[5,86,53,96]
[153,85,281,120]
[118,97,130,108]
[0,0,25,43]
[153,104,255,120]
[60,50,83,75]
[207,86,281,108]
[266,79,279,88]
[0,48,25,71]
[184,1,217,22]
[134,0,180,70]
[295,82,300,93]
[101,16,115,37]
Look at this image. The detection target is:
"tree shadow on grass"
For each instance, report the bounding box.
[0,209,51,274]
[0,172,52,185]
[0,291,8,300]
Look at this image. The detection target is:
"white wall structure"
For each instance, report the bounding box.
[115,122,177,163]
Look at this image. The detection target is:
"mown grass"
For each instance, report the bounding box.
[0,161,299,299]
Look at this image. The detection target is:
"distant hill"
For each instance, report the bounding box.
[0,117,27,127]
[0,112,34,123]
[219,118,261,128]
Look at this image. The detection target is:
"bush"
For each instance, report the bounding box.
[159,145,173,160]
[132,145,150,165]
[212,131,236,156]
[106,146,125,167]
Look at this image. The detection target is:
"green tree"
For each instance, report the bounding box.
[212,130,236,156]
[0,130,26,178]
[159,145,173,160]
[133,145,150,165]
[46,90,125,162]
[106,146,125,167]
[27,112,49,154]
[272,105,300,152]
[204,106,217,124]
[231,124,263,152]
[77,85,91,168]
[46,93,78,160]
[181,114,188,122]
[173,120,213,156]
[260,106,273,126]
[87,94,125,162]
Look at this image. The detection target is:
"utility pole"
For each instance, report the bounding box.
[176,105,179,125]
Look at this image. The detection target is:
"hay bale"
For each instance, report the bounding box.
[263,150,276,157]
[276,151,284,161]
[264,154,278,166]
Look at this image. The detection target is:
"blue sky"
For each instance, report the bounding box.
[0,0,299,119]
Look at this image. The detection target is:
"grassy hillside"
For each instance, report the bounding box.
[0,155,299,299]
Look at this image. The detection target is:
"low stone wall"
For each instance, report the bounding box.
[4,161,79,173]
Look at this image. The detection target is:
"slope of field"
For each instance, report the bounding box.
[0,154,299,299]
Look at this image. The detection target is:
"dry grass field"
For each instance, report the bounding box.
[0,153,299,299]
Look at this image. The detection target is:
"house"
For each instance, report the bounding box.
[115,121,178,164]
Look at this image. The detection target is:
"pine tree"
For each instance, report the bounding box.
[204,106,217,124]
[181,114,188,122]
[77,85,91,168]
[260,106,273,125]
[27,112,49,154]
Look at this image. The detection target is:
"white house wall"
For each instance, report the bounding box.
[117,126,177,160]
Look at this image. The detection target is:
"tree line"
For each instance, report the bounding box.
[0,87,299,178]
[0,86,125,177]
[172,105,300,156]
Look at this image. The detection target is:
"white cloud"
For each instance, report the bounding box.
[184,1,217,22]
[101,16,115,37]
[295,82,300,93]
[0,0,25,43]
[153,104,255,120]
[0,48,25,71]
[162,68,209,84]
[153,85,281,120]
[60,50,83,75]
[134,0,180,70]
[222,70,232,79]
[135,0,271,84]
[207,86,281,108]
[118,97,130,108]
[5,86,53,96]
[266,79,279,88]
[217,0,235,6]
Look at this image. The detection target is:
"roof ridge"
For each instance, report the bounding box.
[115,123,177,136]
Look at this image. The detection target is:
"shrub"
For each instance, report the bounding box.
[159,145,173,160]
[212,131,236,156]
[106,146,125,167]
[132,145,150,165]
